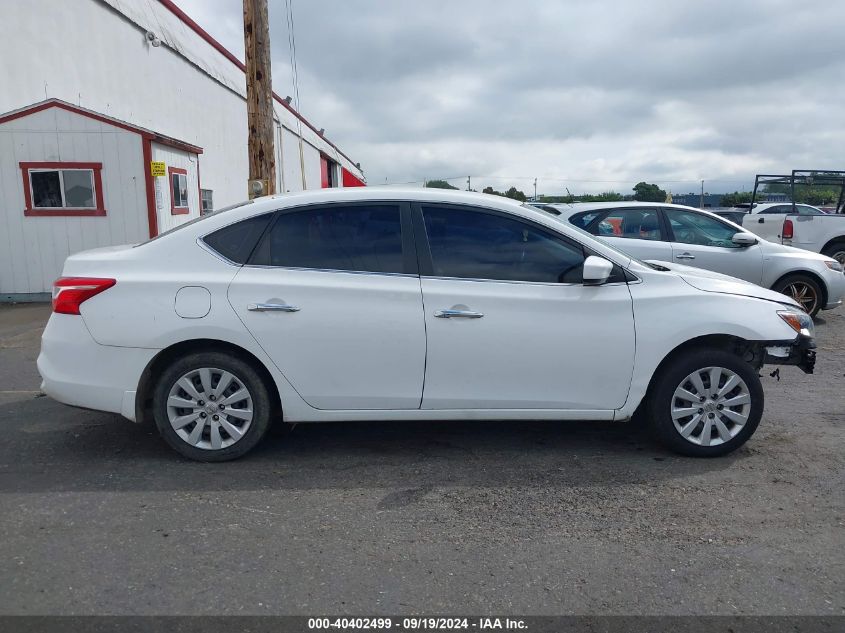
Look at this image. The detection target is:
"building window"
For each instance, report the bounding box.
[201,189,214,215]
[20,162,106,217]
[169,166,189,215]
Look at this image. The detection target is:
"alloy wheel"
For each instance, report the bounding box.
[166,367,254,450]
[783,281,818,315]
[670,366,751,446]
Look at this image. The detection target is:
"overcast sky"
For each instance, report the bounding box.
[177,0,845,195]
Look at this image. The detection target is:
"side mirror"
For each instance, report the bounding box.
[732,232,758,246]
[583,255,614,285]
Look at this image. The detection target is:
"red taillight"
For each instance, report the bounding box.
[52,277,116,315]
[782,219,794,240]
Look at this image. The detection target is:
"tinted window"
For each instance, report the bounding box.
[253,205,404,273]
[570,211,602,228]
[667,210,740,248]
[593,208,662,241]
[422,206,585,283]
[203,213,273,264]
[760,205,791,214]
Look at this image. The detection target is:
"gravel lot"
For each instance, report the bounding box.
[0,302,843,615]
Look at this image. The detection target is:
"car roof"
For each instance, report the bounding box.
[545,201,709,217]
[144,186,635,267]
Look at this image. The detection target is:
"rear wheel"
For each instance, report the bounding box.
[772,274,823,317]
[152,352,273,461]
[647,348,763,457]
[822,241,845,266]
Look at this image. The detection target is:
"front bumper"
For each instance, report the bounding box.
[763,334,816,374]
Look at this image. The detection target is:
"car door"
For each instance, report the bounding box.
[578,207,674,263]
[416,203,636,411]
[743,205,789,243]
[227,202,426,410]
[665,208,764,284]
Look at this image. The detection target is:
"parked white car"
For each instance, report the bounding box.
[39,189,817,461]
[550,202,845,316]
[736,202,845,265]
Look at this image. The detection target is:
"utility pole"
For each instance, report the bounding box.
[700,179,704,209]
[533,177,537,201]
[243,0,276,198]
[467,176,471,191]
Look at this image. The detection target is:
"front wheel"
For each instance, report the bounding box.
[152,352,273,461]
[822,241,845,266]
[647,349,763,457]
[772,274,823,317]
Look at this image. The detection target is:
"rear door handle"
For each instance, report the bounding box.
[247,302,300,312]
[675,253,696,260]
[434,309,484,319]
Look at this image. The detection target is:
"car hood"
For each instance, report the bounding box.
[757,239,837,263]
[644,260,802,309]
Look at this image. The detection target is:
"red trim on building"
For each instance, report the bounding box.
[342,167,366,188]
[0,99,203,154]
[156,0,362,175]
[320,156,330,189]
[142,139,159,238]
[20,161,107,217]
[168,166,190,215]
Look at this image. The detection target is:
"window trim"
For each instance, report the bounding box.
[169,166,190,215]
[20,161,105,217]
[245,201,417,276]
[413,202,621,286]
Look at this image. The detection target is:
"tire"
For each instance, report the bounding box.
[771,273,823,317]
[152,351,273,461]
[647,348,763,457]
[822,240,845,266]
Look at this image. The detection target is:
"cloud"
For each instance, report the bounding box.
[174,0,845,194]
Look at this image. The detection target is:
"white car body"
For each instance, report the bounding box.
[38,189,817,459]
[737,202,845,263]
[548,201,845,314]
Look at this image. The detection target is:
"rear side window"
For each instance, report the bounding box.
[251,204,404,273]
[421,205,585,283]
[202,213,273,264]
[594,208,662,241]
[569,211,602,228]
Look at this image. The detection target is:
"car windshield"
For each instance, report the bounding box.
[136,200,255,246]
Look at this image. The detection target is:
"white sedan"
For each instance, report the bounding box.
[39,189,817,461]
[552,202,845,317]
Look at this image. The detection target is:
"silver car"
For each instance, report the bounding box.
[546,202,845,317]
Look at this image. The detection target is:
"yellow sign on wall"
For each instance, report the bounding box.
[150,161,166,177]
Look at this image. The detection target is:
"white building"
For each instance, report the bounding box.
[0,0,366,299]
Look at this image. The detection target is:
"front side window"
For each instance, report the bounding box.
[21,162,104,216]
[667,210,740,248]
[796,205,825,216]
[251,204,404,273]
[169,167,189,215]
[422,205,585,283]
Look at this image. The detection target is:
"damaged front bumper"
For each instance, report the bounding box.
[764,334,816,374]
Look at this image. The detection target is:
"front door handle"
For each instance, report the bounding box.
[675,253,696,260]
[247,302,300,312]
[434,309,484,319]
[758,218,765,224]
